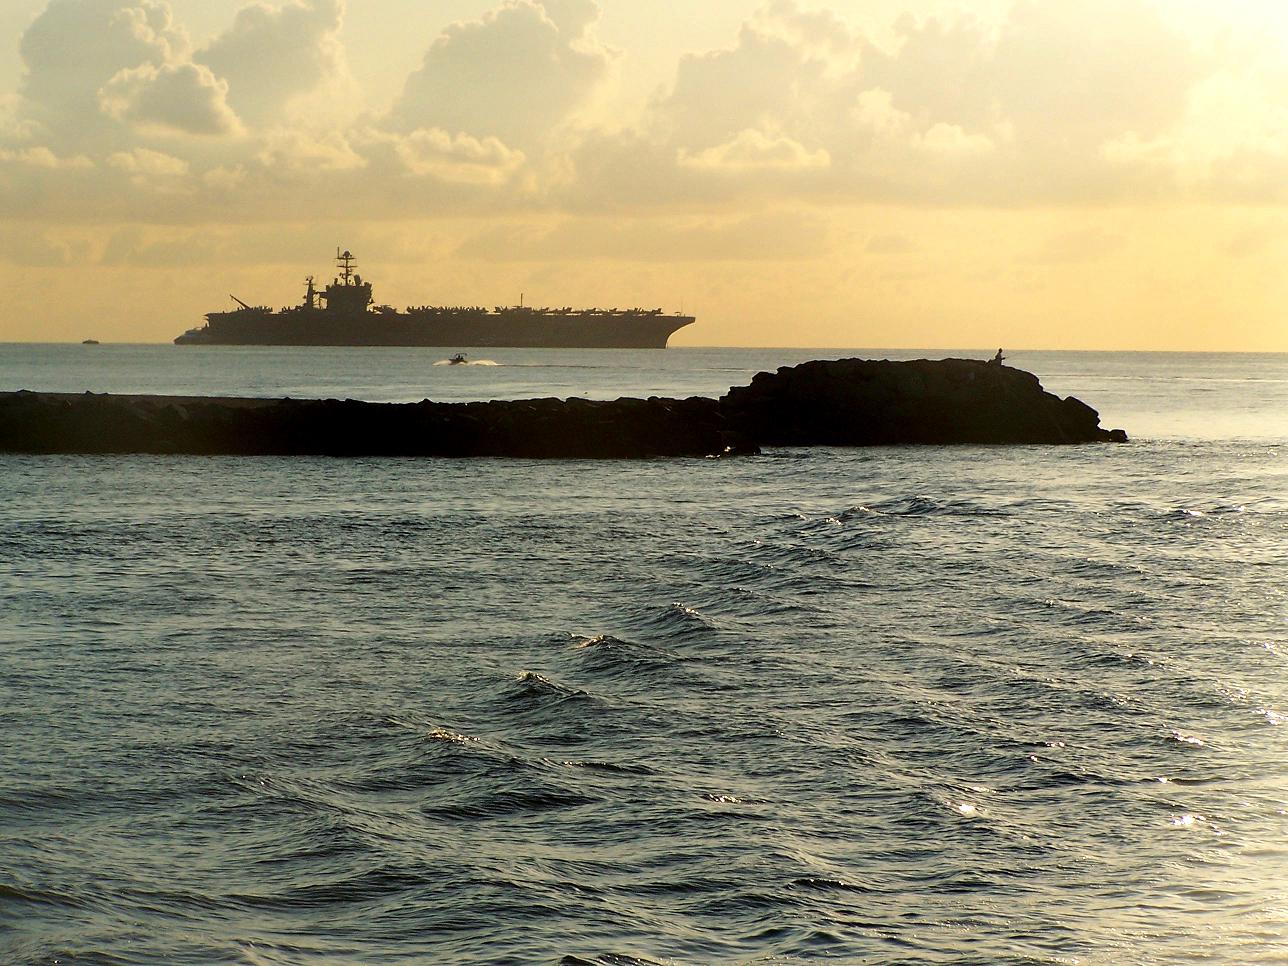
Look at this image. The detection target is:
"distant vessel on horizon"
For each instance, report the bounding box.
[174,250,695,349]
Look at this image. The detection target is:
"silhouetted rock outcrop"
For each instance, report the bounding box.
[721,358,1127,445]
[0,358,1126,457]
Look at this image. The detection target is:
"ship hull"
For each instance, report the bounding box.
[175,309,695,349]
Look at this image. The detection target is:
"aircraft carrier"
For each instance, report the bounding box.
[174,250,695,348]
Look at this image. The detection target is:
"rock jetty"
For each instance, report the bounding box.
[0,393,742,458]
[0,358,1126,458]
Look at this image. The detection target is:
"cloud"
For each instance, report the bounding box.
[107,146,189,176]
[0,226,93,266]
[201,165,247,193]
[365,128,527,184]
[679,129,830,173]
[389,0,614,149]
[98,147,194,199]
[0,146,93,170]
[569,0,1210,206]
[455,209,829,262]
[196,0,348,127]
[0,144,97,220]
[17,0,189,142]
[1099,67,1288,203]
[99,62,241,136]
[990,0,1199,150]
[655,9,850,154]
[100,226,218,265]
[863,11,996,130]
[3,0,1288,224]
[256,129,366,173]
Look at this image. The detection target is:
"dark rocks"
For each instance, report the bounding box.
[0,357,1126,457]
[0,392,754,458]
[721,358,1127,445]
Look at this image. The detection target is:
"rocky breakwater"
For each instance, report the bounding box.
[0,358,1125,457]
[721,358,1128,445]
[0,392,750,458]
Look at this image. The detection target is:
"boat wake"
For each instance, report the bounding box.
[432,358,499,367]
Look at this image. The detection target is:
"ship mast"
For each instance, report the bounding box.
[336,248,357,285]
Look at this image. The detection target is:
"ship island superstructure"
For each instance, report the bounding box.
[174,250,695,348]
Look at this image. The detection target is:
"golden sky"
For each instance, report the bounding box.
[2,0,1287,349]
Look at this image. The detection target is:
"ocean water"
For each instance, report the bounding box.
[1,346,1286,965]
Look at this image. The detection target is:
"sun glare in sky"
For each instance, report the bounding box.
[1,0,1286,350]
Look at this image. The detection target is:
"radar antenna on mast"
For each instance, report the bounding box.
[335,247,357,285]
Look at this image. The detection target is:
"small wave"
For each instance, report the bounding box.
[231,866,428,910]
[570,634,678,671]
[699,792,769,806]
[425,727,479,745]
[0,783,89,815]
[837,496,1007,519]
[1012,767,1134,790]
[1167,729,1207,748]
[744,540,842,569]
[421,785,597,821]
[1163,504,1246,522]
[548,758,655,775]
[0,881,88,910]
[702,793,742,804]
[622,602,720,643]
[572,633,661,654]
[790,876,876,894]
[668,603,708,623]
[513,670,586,696]
[498,671,596,715]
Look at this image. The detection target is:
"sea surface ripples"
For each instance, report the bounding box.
[2,350,1287,964]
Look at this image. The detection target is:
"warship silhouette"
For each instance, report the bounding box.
[174,250,695,348]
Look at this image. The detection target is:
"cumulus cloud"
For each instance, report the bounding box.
[367,128,527,184]
[0,146,94,170]
[656,12,847,154]
[569,0,1211,206]
[196,0,348,127]
[679,129,830,173]
[107,146,189,176]
[4,0,1288,223]
[17,0,189,141]
[256,129,366,173]
[389,0,614,149]
[99,62,241,136]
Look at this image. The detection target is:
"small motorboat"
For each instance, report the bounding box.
[81,339,100,345]
[449,353,468,365]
